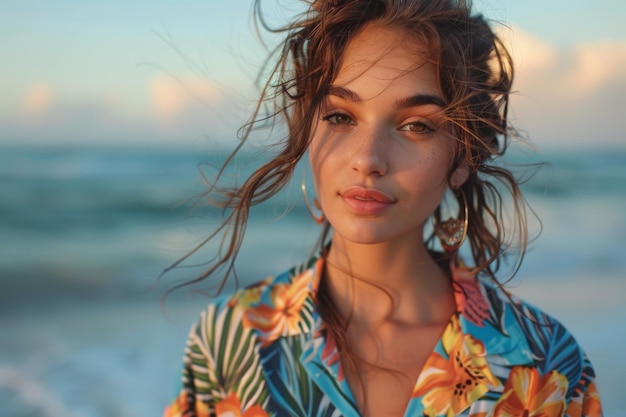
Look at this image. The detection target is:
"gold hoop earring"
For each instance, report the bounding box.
[301,182,325,224]
[435,188,468,252]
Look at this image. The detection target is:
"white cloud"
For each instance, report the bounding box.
[498,26,626,148]
[149,76,223,120]
[3,29,625,149]
[498,27,557,74]
[20,84,55,116]
[567,42,626,95]
[1,75,250,147]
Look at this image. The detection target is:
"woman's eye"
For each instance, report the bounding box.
[321,112,354,125]
[400,121,435,133]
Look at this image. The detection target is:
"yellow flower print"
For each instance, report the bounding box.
[492,366,568,417]
[243,269,313,346]
[413,315,501,417]
[228,277,272,309]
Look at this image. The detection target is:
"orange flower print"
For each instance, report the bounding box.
[413,315,501,416]
[163,391,187,417]
[163,391,210,417]
[492,366,568,417]
[215,393,268,417]
[243,269,313,346]
[565,380,602,417]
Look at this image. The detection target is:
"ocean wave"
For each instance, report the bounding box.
[0,364,81,417]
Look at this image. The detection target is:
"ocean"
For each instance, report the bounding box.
[1,145,624,416]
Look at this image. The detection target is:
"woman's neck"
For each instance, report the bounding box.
[323,235,454,326]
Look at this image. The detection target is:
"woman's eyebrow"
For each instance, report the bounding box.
[326,85,445,109]
[326,86,361,103]
[394,93,446,109]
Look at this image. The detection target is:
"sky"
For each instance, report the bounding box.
[1,0,625,150]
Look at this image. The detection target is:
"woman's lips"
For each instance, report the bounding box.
[340,186,395,216]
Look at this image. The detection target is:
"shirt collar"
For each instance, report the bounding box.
[300,253,533,365]
[449,257,533,365]
[294,253,534,417]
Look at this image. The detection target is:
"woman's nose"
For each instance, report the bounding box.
[350,126,388,177]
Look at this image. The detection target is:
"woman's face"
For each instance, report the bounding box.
[308,24,467,247]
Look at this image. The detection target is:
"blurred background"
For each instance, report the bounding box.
[1,0,625,416]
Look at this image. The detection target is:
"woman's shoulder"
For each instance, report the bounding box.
[475,275,582,348]
[470,274,598,393]
[480,276,580,343]
[188,255,322,342]
[203,255,319,310]
[452,261,571,337]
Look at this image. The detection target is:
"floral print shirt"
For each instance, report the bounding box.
[164,255,602,417]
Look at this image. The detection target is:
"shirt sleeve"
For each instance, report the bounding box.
[565,353,604,417]
[163,319,214,417]
[163,296,270,417]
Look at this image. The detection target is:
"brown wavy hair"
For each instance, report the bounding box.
[164,0,529,295]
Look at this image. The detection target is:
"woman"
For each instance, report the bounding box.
[164,0,602,416]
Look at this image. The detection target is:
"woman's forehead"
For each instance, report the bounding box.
[333,25,439,96]
[337,26,431,72]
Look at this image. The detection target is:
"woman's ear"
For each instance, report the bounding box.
[449,162,470,189]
